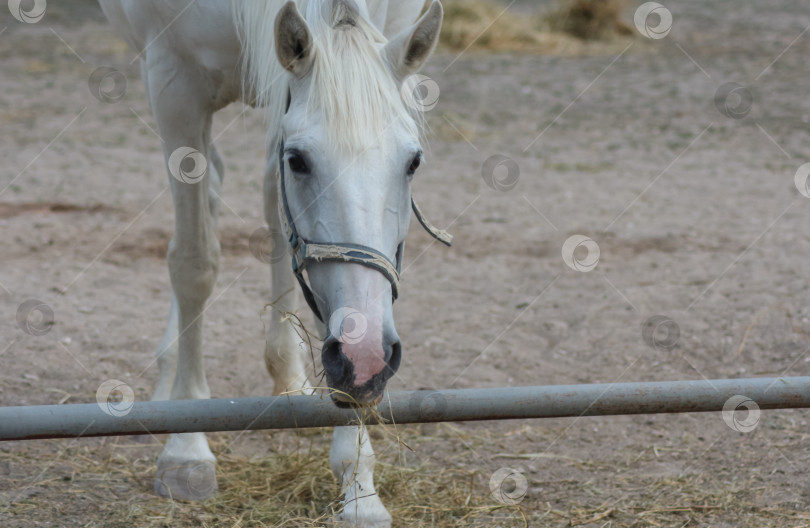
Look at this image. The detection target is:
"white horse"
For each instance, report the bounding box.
[97,0,446,525]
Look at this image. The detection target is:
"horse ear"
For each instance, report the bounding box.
[275,1,314,78]
[383,0,443,81]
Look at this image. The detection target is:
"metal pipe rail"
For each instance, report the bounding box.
[1,377,809,441]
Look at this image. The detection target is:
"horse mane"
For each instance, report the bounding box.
[234,0,423,154]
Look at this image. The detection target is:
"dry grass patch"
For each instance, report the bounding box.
[0,428,529,528]
[438,0,635,55]
[2,425,810,527]
[547,0,634,40]
[440,1,561,53]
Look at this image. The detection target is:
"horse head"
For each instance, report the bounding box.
[273,0,445,406]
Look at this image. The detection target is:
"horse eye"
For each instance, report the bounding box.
[287,152,309,174]
[407,154,421,176]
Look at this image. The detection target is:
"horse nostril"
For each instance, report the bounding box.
[321,338,347,385]
[384,340,402,379]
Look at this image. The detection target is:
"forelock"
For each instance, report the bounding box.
[302,4,423,154]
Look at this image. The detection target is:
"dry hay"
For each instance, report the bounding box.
[0,426,528,528]
[2,422,810,527]
[438,0,635,55]
[547,0,634,40]
[439,1,558,53]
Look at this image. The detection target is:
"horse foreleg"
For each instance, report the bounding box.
[146,55,221,501]
[151,143,223,403]
[262,157,313,395]
[330,425,392,528]
[150,295,179,401]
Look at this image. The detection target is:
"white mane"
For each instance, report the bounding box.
[234,0,423,153]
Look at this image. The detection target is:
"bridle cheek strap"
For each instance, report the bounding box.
[411,198,453,246]
[277,141,453,323]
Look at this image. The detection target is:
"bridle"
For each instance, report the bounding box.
[277,140,453,323]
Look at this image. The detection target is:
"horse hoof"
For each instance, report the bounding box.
[154,460,218,501]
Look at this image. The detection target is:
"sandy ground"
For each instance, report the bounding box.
[2,0,810,526]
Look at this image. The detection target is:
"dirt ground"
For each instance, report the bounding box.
[2,0,810,526]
